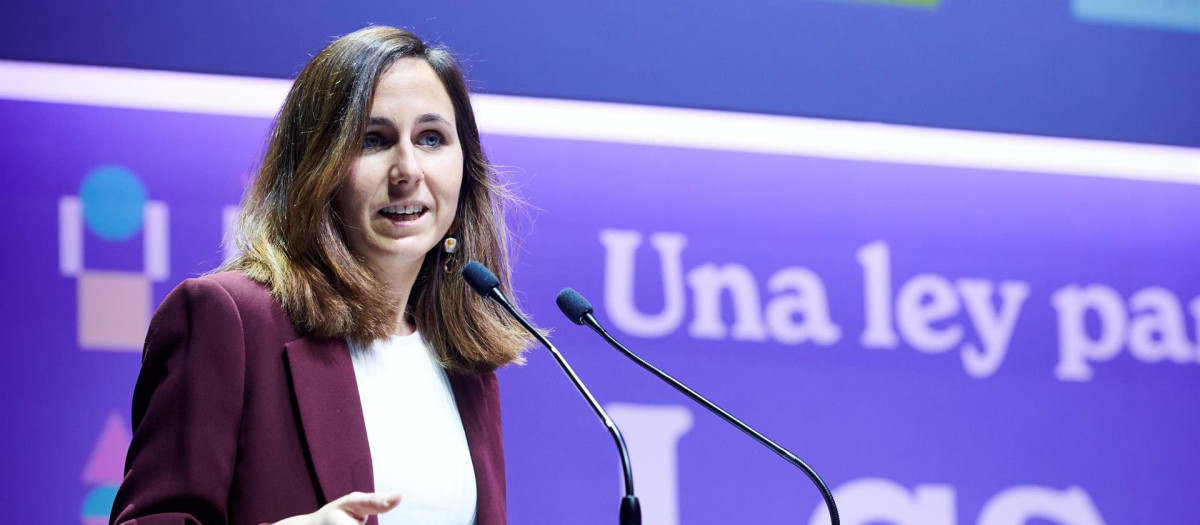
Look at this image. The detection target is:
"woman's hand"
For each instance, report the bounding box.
[272,492,401,525]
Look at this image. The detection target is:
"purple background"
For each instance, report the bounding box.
[2,97,1199,523]
[4,1,1199,147]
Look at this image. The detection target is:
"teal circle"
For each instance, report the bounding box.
[79,165,147,241]
[81,485,119,517]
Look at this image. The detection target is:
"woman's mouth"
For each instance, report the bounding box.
[378,204,428,222]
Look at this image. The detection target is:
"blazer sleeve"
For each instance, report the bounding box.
[110,277,247,525]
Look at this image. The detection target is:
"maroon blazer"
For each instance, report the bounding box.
[110,272,506,525]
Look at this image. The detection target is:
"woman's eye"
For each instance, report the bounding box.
[362,132,387,150]
[418,132,444,148]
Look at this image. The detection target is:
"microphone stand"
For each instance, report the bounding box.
[468,271,641,525]
[579,310,839,525]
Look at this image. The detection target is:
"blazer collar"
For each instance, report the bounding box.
[283,337,375,506]
[284,336,504,524]
[448,370,506,525]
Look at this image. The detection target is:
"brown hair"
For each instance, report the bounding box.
[222,25,530,372]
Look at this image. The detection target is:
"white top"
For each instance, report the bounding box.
[349,331,478,525]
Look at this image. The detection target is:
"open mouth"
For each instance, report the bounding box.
[379,203,428,222]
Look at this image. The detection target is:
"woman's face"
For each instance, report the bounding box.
[334,57,464,275]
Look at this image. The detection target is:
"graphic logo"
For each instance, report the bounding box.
[59,164,168,521]
[81,412,131,525]
[59,165,170,351]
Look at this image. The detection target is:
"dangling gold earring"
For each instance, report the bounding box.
[442,235,458,274]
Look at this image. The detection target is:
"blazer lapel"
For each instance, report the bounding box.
[449,371,506,525]
[283,337,375,508]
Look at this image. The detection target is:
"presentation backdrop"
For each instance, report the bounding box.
[3,71,1199,524]
[3,0,1199,147]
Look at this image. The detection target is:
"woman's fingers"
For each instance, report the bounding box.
[334,491,402,520]
[269,492,402,524]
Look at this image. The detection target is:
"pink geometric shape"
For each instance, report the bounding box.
[83,411,131,484]
[78,270,149,351]
[82,517,108,525]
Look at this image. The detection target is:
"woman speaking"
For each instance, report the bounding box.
[110,25,530,525]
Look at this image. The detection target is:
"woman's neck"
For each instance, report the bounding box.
[370,256,425,337]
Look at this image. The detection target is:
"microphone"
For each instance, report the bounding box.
[556,287,841,525]
[462,262,641,525]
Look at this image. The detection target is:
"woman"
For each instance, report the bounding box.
[110,26,530,525]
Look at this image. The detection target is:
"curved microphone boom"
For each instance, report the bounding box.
[557,287,841,525]
[462,262,641,525]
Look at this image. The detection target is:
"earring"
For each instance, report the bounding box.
[442,236,458,274]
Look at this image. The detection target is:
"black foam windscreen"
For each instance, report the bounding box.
[556,288,594,325]
[461,261,500,297]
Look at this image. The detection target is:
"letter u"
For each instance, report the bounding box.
[600,229,688,337]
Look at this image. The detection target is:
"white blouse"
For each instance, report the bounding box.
[349,331,478,525]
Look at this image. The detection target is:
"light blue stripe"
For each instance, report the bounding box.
[1074,0,1200,33]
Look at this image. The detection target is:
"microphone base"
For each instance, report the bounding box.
[620,494,641,525]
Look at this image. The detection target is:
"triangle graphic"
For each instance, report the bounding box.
[82,411,131,484]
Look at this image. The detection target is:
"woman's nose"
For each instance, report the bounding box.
[389,145,423,185]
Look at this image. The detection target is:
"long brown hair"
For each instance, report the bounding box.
[222,25,530,372]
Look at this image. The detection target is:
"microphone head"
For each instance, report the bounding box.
[556,288,594,325]
[462,261,501,297]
